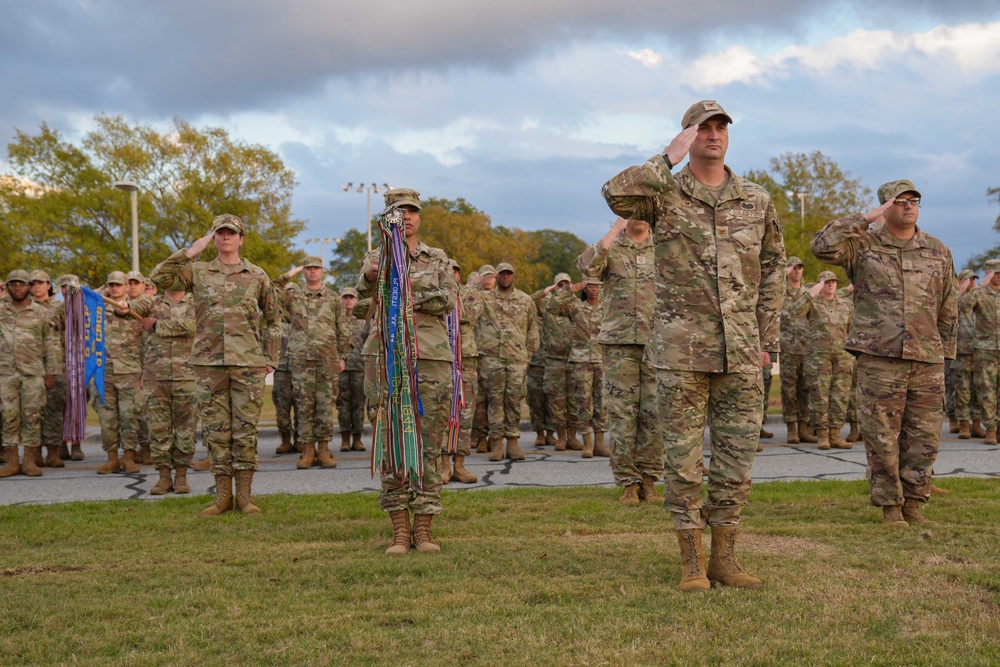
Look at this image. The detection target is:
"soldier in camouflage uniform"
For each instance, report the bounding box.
[150,214,283,517]
[337,287,368,452]
[779,258,816,445]
[789,271,855,450]
[30,269,70,467]
[0,270,62,478]
[96,271,148,475]
[274,256,352,469]
[477,262,539,462]
[578,216,661,504]
[811,179,957,528]
[272,283,300,456]
[126,271,152,465]
[444,262,482,483]
[603,100,784,591]
[535,274,578,451]
[126,289,197,494]
[471,265,496,453]
[56,274,86,460]
[357,188,458,555]
[962,260,1000,445]
[953,270,983,439]
[526,307,551,448]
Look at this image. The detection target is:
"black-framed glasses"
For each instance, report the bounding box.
[893,197,920,208]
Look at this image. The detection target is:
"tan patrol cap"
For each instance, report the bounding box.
[106,271,127,285]
[211,214,245,234]
[57,274,80,288]
[496,262,515,274]
[383,187,421,211]
[877,180,921,205]
[126,270,144,282]
[958,269,978,280]
[585,277,602,285]
[29,269,51,283]
[341,287,359,298]
[786,256,804,268]
[817,270,838,283]
[985,259,1000,272]
[303,256,324,269]
[479,264,497,276]
[466,270,480,283]
[6,269,30,284]
[554,272,571,284]
[682,100,733,128]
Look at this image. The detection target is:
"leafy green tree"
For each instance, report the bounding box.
[967,186,1000,272]
[0,114,305,284]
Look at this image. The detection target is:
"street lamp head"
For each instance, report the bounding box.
[355,184,364,193]
[342,182,352,192]
[115,181,139,193]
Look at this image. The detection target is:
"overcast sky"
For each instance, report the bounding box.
[3,1,999,269]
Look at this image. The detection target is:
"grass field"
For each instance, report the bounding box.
[2,479,998,665]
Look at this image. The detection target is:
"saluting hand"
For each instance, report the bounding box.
[809,282,824,298]
[186,231,216,259]
[663,124,699,167]
[288,266,304,278]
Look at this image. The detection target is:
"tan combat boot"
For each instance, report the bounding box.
[200,475,234,517]
[593,432,610,457]
[971,419,987,438]
[816,430,830,450]
[275,430,295,454]
[121,449,140,473]
[948,414,959,433]
[553,427,567,451]
[798,421,818,444]
[150,466,173,495]
[487,437,504,462]
[475,436,489,454]
[96,449,121,474]
[882,505,909,528]
[316,441,337,469]
[902,498,938,526]
[385,510,411,556]
[534,430,546,447]
[566,426,584,451]
[452,456,477,483]
[506,437,525,461]
[845,421,860,443]
[440,454,452,484]
[759,426,774,439]
[676,529,711,592]
[31,446,44,468]
[545,430,557,446]
[0,448,21,478]
[173,465,191,494]
[45,445,65,468]
[234,470,261,513]
[59,443,71,460]
[929,483,949,496]
[985,427,998,446]
[706,525,762,589]
[830,427,851,450]
[138,443,153,465]
[619,483,640,506]
[581,433,594,458]
[412,514,441,553]
[958,420,971,439]
[293,432,303,453]
[351,433,366,451]
[193,455,212,471]
[639,475,663,503]
[297,443,317,469]
[786,421,800,444]
[70,444,85,461]
[340,432,351,452]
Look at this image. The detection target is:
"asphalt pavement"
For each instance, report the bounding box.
[2,418,997,506]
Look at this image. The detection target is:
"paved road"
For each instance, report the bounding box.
[2,418,997,506]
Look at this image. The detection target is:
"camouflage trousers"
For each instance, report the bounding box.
[480,356,527,439]
[603,345,662,487]
[568,361,607,436]
[856,355,942,506]
[951,354,981,421]
[847,362,859,424]
[526,362,549,432]
[455,357,478,457]
[144,378,196,468]
[543,358,572,428]
[292,360,339,444]
[0,373,46,449]
[472,363,488,442]
[974,350,1000,429]
[779,352,810,423]
[337,370,366,435]
[761,363,772,415]
[136,386,149,451]
[363,354,379,423]
[96,371,141,453]
[41,376,66,448]
[272,369,296,435]
[656,368,763,531]
[376,359,452,515]
[807,350,854,428]
[195,365,266,475]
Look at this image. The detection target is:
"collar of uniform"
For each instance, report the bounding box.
[206,256,249,275]
[615,228,653,249]
[409,241,432,259]
[675,164,746,207]
[304,285,326,297]
[870,222,928,250]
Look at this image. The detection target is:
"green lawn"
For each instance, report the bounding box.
[2,479,998,665]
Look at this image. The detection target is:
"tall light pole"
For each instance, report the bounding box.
[305,237,341,267]
[786,190,806,247]
[343,182,390,251]
[115,181,140,273]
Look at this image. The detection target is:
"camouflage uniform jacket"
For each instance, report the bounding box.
[528,289,551,363]
[961,284,1000,351]
[0,300,62,377]
[344,317,368,372]
[356,242,458,362]
[780,282,809,356]
[602,160,786,373]
[106,295,151,375]
[477,287,540,362]
[577,230,654,346]
[789,292,854,353]
[276,322,292,372]
[150,249,283,367]
[536,290,574,360]
[956,290,977,356]
[811,216,958,362]
[459,284,483,358]
[274,280,353,364]
[549,291,604,363]
[128,294,196,381]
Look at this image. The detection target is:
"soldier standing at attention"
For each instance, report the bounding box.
[779,257,816,445]
[470,265,496,453]
[337,287,368,453]
[126,271,153,466]
[0,271,61,478]
[954,270,983,440]
[150,214,283,517]
[603,100,785,591]
[961,261,1000,445]
[477,262,539,463]
[30,269,70,467]
[578,216,661,504]
[444,261,483,483]
[812,180,957,527]
[536,274,578,451]
[274,257,352,470]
